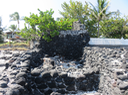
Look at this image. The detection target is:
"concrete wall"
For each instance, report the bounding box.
[89,38,128,46]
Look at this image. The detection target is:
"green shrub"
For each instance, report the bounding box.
[100,17,128,38]
[19,9,77,42]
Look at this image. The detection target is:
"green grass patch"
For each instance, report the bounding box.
[12,42,29,47]
[0,41,29,50]
[0,47,28,51]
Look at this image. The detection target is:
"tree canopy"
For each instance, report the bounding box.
[59,0,90,24]
[11,0,128,40]
[9,24,17,32]
[10,12,20,30]
[89,0,115,37]
[100,12,128,39]
[18,9,77,42]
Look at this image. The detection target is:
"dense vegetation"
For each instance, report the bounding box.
[18,9,77,42]
[100,16,128,38]
[1,0,128,43]
[0,17,3,43]
[59,0,128,38]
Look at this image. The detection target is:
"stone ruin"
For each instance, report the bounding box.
[0,21,128,95]
[38,21,90,60]
[72,20,85,31]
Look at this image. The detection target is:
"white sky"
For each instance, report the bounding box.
[0,0,128,30]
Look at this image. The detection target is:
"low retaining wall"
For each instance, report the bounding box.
[89,38,128,46]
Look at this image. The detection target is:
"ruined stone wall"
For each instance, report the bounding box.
[37,21,90,60]
[1,21,128,95]
[1,46,128,95]
[82,46,128,95]
[38,30,90,60]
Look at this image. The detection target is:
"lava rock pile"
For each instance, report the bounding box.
[38,30,90,60]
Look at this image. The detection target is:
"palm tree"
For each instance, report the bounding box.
[10,12,20,30]
[7,24,17,46]
[0,16,3,42]
[59,0,90,24]
[89,0,114,37]
[0,16,2,27]
[9,24,17,38]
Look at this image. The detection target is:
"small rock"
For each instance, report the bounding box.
[50,92,62,95]
[56,77,62,82]
[6,89,20,95]
[0,81,7,88]
[41,71,51,78]
[43,58,55,67]
[15,77,26,86]
[56,90,67,94]
[13,53,20,57]
[112,82,117,87]
[12,84,26,94]
[35,77,44,84]
[58,84,66,88]
[44,89,53,95]
[118,82,128,90]
[37,83,47,89]
[66,85,75,91]
[117,75,128,80]
[16,72,27,79]
[50,70,58,77]
[21,61,30,67]
[10,70,19,75]
[31,68,41,76]
[47,81,56,88]
[59,72,67,78]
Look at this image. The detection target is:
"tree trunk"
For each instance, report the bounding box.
[29,41,30,49]
[18,20,19,30]
[97,21,99,37]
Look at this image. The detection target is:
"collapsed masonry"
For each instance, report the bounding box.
[0,21,128,95]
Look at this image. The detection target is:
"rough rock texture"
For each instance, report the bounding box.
[1,21,128,95]
[0,49,100,95]
[0,50,31,95]
[38,31,90,60]
[82,46,128,95]
[38,30,90,60]
[1,46,128,95]
[72,20,85,31]
[27,56,100,95]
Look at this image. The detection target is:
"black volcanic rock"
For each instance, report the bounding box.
[38,30,90,60]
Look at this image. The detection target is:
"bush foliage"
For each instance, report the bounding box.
[59,0,128,38]
[18,9,77,42]
[18,0,128,39]
[100,17,128,38]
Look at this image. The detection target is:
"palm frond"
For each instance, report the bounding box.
[89,2,97,13]
[9,24,17,32]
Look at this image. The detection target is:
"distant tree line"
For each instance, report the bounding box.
[1,0,128,43]
[59,0,128,38]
